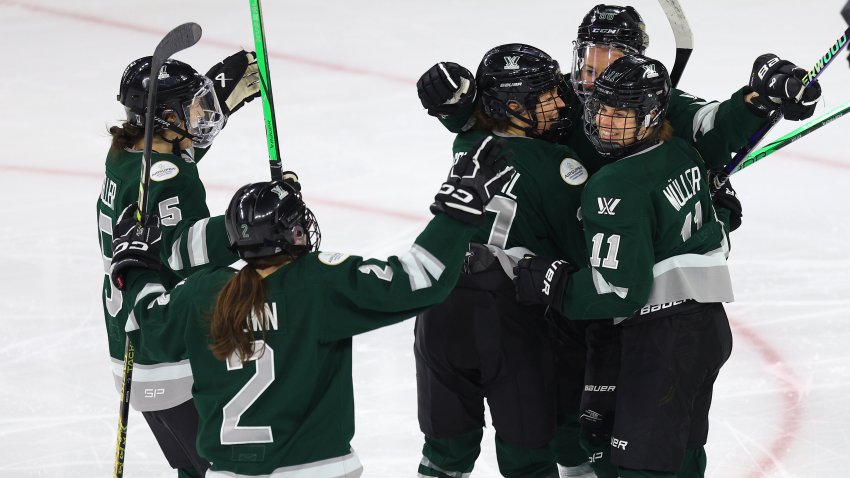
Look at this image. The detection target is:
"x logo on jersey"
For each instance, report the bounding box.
[597,197,621,215]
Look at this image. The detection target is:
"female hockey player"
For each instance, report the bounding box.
[415,5,820,477]
[105,136,515,477]
[97,51,259,476]
[414,43,591,478]
[514,54,734,478]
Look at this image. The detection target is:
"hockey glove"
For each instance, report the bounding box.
[747,54,821,120]
[110,203,163,290]
[205,50,261,118]
[281,170,301,192]
[779,68,821,121]
[710,175,742,232]
[513,255,576,311]
[430,135,515,226]
[417,62,477,118]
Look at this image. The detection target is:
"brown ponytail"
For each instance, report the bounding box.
[209,256,290,362]
[657,119,674,142]
[108,121,144,152]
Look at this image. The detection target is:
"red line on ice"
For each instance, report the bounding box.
[0,164,429,222]
[728,317,804,478]
[2,1,414,85]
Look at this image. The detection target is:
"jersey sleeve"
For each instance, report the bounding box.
[319,213,476,341]
[667,87,767,170]
[147,156,239,279]
[121,270,188,364]
[436,100,477,133]
[560,174,655,320]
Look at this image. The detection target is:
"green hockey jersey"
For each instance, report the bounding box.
[559,138,734,322]
[145,150,239,278]
[453,129,589,266]
[122,213,476,476]
[96,146,212,411]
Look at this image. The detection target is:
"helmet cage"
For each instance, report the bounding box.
[570,41,640,103]
[117,57,224,148]
[571,4,649,102]
[582,56,670,158]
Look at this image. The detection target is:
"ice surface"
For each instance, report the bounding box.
[1,1,848,476]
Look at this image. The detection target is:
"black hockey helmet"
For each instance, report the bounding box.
[576,5,649,52]
[117,56,224,148]
[571,5,650,102]
[583,54,671,158]
[225,180,321,260]
[476,43,571,139]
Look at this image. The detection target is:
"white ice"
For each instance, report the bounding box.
[0,0,848,476]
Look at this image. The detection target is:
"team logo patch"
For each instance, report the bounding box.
[318,252,349,266]
[597,197,621,215]
[149,161,179,182]
[559,158,588,186]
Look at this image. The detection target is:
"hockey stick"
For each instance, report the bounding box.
[732,98,850,174]
[711,27,850,195]
[114,22,202,478]
[657,0,693,88]
[249,0,283,180]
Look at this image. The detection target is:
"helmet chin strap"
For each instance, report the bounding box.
[155,117,198,154]
[506,107,538,137]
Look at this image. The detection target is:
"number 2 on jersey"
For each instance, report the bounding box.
[221,340,275,444]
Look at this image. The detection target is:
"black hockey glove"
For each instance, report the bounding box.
[205,50,260,118]
[513,255,577,311]
[110,203,163,291]
[710,175,742,232]
[417,62,477,118]
[430,135,515,226]
[747,53,821,120]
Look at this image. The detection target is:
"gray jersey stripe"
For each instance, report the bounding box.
[647,263,734,305]
[125,283,166,332]
[188,217,210,267]
[591,268,629,299]
[168,235,184,270]
[409,244,446,281]
[418,456,471,478]
[692,102,720,141]
[399,248,433,291]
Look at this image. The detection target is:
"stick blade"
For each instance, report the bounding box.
[657,0,693,48]
[657,0,693,88]
[153,22,202,63]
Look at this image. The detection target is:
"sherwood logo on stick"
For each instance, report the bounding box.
[803,33,847,85]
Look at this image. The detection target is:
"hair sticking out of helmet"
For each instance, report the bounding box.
[117,56,225,149]
[475,43,571,141]
[224,180,321,261]
[583,54,671,158]
[571,4,650,102]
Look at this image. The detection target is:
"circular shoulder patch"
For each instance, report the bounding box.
[318,252,350,266]
[559,158,588,186]
[149,161,180,182]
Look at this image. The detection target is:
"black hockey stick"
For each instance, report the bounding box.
[658,0,693,88]
[732,98,850,174]
[114,22,202,478]
[710,27,850,195]
[249,0,283,181]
